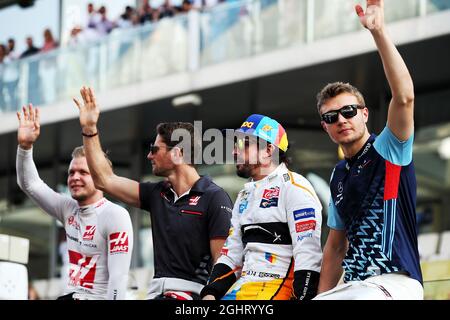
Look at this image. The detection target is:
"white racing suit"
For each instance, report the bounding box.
[17,147,133,300]
[201,163,323,300]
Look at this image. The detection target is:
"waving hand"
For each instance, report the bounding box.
[17,104,40,150]
[73,86,100,135]
[355,0,385,32]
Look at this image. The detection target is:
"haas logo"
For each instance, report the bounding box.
[109,232,129,254]
[68,250,98,289]
[189,196,201,206]
[83,226,96,241]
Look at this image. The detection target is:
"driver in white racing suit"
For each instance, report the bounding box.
[201,114,323,300]
[16,104,133,300]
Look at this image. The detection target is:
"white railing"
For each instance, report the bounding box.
[0,0,448,113]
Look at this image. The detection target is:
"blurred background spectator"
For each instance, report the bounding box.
[20,36,40,58]
[20,36,41,105]
[3,38,20,111]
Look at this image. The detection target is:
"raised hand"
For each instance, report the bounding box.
[73,86,100,135]
[355,0,384,32]
[17,103,40,150]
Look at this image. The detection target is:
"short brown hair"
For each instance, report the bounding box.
[156,122,201,166]
[71,146,113,169]
[316,82,366,113]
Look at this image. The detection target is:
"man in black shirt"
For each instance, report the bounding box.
[73,86,232,300]
[20,37,41,105]
[20,37,40,58]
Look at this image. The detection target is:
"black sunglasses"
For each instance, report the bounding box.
[321,104,365,124]
[149,144,174,154]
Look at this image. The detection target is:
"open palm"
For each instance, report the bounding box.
[355,0,384,31]
[17,104,40,149]
[73,86,100,131]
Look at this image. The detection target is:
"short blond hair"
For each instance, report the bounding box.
[71,146,113,169]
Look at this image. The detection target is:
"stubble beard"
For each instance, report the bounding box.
[71,190,88,202]
[236,163,260,179]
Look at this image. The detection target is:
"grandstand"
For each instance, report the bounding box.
[1,0,450,299]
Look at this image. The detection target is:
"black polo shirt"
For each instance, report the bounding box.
[139,175,232,285]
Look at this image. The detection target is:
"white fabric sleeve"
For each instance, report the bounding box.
[16,146,75,222]
[285,178,323,273]
[101,204,133,300]
[216,192,244,276]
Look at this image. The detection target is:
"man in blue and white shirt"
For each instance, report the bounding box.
[314,0,423,300]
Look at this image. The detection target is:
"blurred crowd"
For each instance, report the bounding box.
[0,0,225,110]
[68,0,202,45]
[0,27,58,109]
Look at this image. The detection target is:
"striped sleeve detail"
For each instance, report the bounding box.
[288,171,321,205]
[384,160,401,201]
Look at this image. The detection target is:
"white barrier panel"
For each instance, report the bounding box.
[0,235,9,261]
[0,234,30,264]
[0,262,28,300]
[9,236,30,265]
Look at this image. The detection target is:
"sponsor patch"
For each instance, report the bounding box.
[260,187,280,208]
[241,121,254,129]
[260,198,278,208]
[221,206,232,214]
[66,233,79,243]
[283,173,290,182]
[239,191,250,214]
[293,208,315,221]
[109,232,129,254]
[83,225,96,241]
[263,187,280,199]
[239,200,248,213]
[295,220,316,233]
[220,248,229,256]
[264,252,277,263]
[82,243,97,248]
[189,196,201,206]
[68,215,80,230]
[243,270,281,279]
[297,231,313,241]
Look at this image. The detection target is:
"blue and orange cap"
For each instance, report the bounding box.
[235,114,288,152]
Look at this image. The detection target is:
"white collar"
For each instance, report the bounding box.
[78,197,107,214]
[170,188,192,203]
[244,163,288,190]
